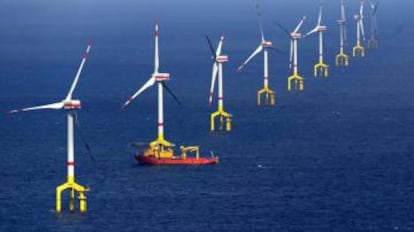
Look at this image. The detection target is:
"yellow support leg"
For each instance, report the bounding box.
[210,110,232,132]
[314,62,329,78]
[353,45,365,58]
[287,74,304,91]
[257,87,275,106]
[335,53,349,67]
[56,176,89,214]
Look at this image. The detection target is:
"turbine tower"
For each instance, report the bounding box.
[237,2,280,106]
[276,17,307,91]
[9,42,92,214]
[122,19,180,159]
[353,0,366,58]
[336,0,350,67]
[368,0,379,49]
[305,2,329,78]
[207,35,232,132]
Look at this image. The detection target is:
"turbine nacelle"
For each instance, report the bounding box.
[317,25,327,32]
[154,73,170,82]
[291,33,302,39]
[354,14,362,21]
[216,55,229,63]
[262,41,273,48]
[63,100,81,110]
[337,19,346,25]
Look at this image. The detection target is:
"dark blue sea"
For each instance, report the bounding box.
[1,0,413,231]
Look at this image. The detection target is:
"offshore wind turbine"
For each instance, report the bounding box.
[276,16,307,91]
[353,0,366,58]
[122,19,217,165]
[368,0,379,49]
[122,19,178,156]
[206,35,232,132]
[237,3,278,106]
[305,2,329,78]
[336,0,350,67]
[9,42,92,214]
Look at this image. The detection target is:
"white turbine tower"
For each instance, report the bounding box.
[305,2,329,78]
[353,0,366,57]
[206,35,232,132]
[9,42,92,214]
[336,0,350,67]
[122,19,180,159]
[276,16,306,91]
[368,0,379,49]
[237,2,280,106]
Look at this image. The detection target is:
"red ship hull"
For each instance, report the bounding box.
[135,155,218,165]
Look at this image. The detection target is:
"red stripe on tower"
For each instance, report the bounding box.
[67,162,74,166]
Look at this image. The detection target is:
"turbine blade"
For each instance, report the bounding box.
[209,62,218,106]
[161,82,181,105]
[275,21,292,38]
[341,0,346,21]
[122,76,156,108]
[317,3,323,26]
[73,110,95,162]
[360,20,366,41]
[8,101,64,114]
[255,1,265,41]
[293,16,306,34]
[65,42,92,101]
[206,35,216,59]
[154,18,160,73]
[216,35,224,57]
[237,44,263,71]
[305,28,318,37]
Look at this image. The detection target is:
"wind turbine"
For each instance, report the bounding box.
[305,2,329,78]
[237,2,278,106]
[122,19,181,159]
[8,42,92,214]
[336,0,350,67]
[276,16,307,91]
[353,0,366,57]
[206,35,232,132]
[368,0,379,49]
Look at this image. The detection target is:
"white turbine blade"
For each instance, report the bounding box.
[122,77,156,108]
[65,43,92,101]
[341,1,346,21]
[293,16,306,34]
[208,62,218,106]
[255,0,265,42]
[237,44,263,71]
[9,102,64,114]
[317,3,323,26]
[154,19,160,73]
[216,36,224,56]
[360,20,366,41]
[289,40,293,70]
[360,1,364,17]
[305,27,318,37]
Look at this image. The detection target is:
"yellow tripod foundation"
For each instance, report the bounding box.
[210,107,232,132]
[56,176,89,213]
[353,42,365,58]
[147,135,175,158]
[336,52,349,67]
[257,87,275,106]
[314,62,329,78]
[288,74,304,91]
